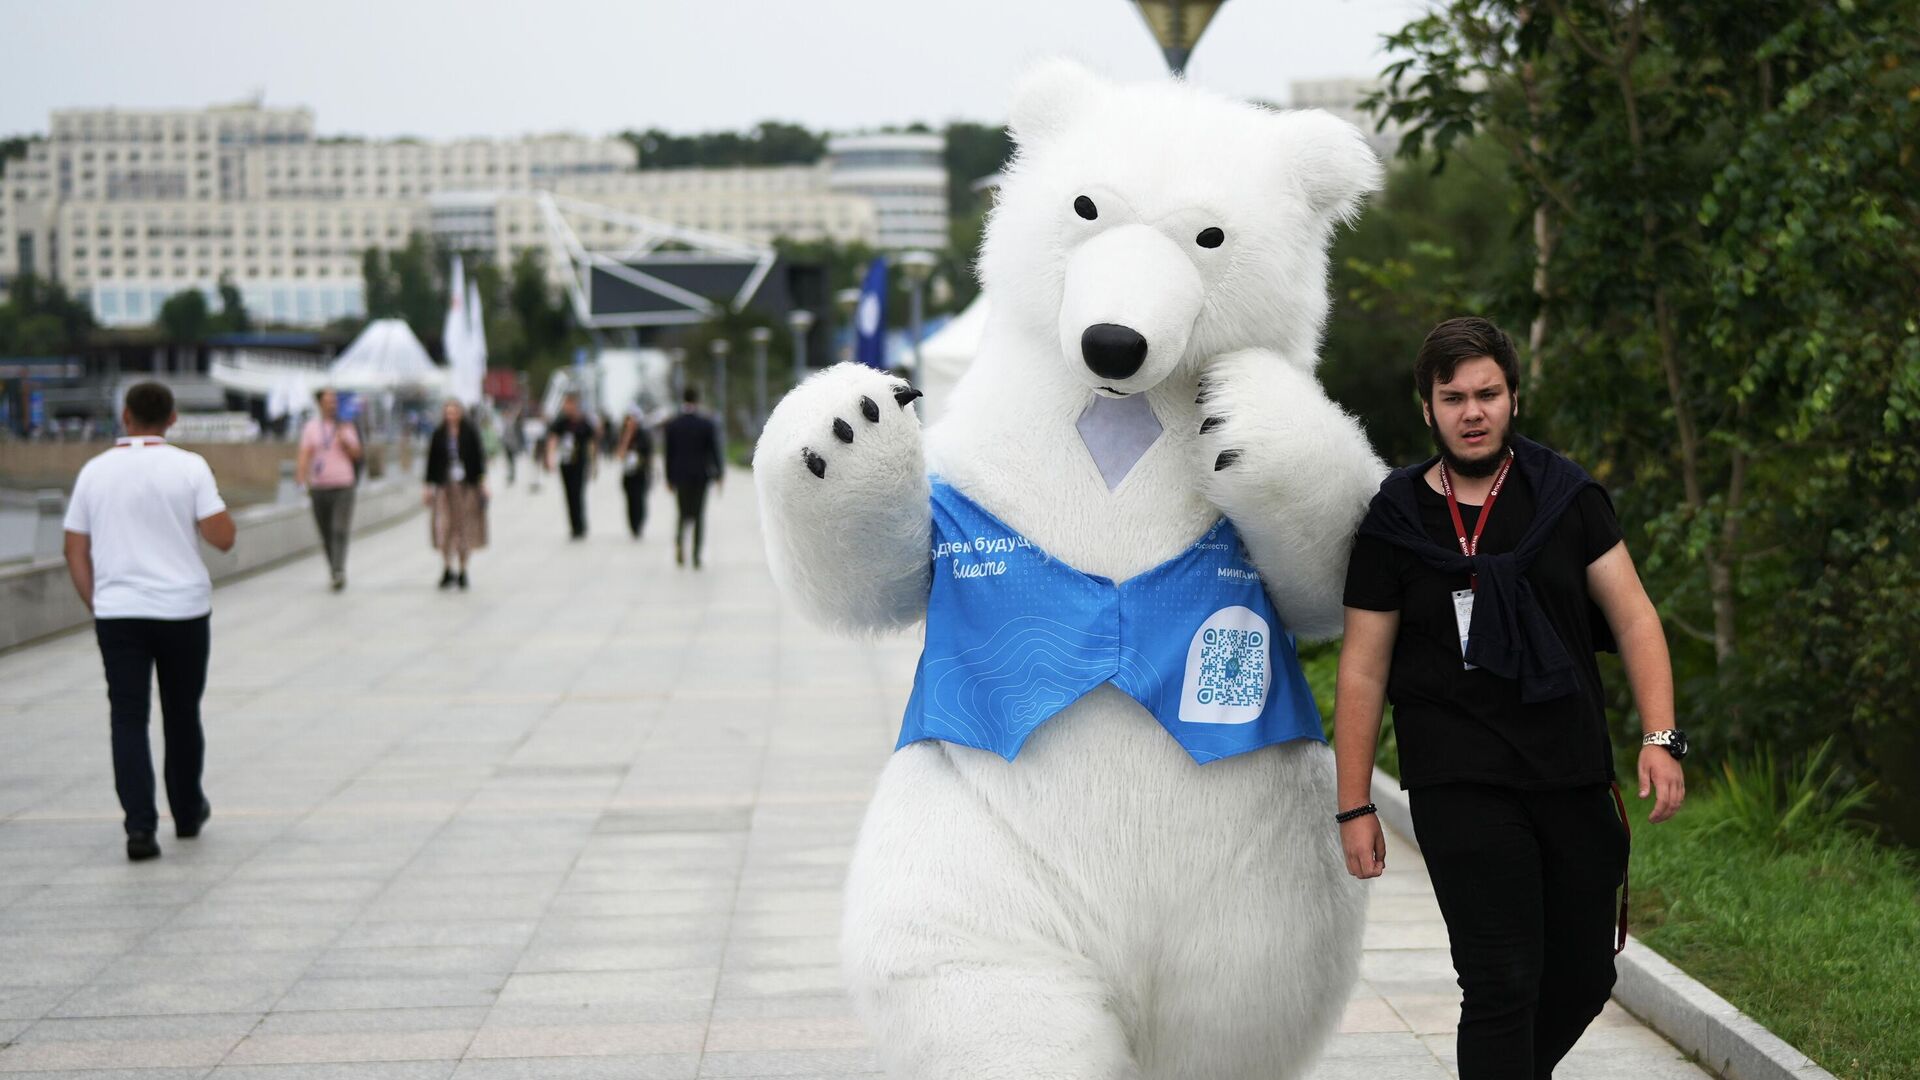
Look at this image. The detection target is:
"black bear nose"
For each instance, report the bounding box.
[1081,323,1148,381]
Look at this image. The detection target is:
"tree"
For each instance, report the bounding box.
[361,248,397,319]
[0,274,94,353]
[211,275,251,335]
[0,136,28,179]
[1321,135,1526,465]
[1374,0,1920,837]
[156,288,211,343]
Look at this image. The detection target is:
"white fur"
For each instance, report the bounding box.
[755,60,1387,1080]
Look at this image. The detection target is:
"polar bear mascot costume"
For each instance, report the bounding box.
[754,59,1387,1080]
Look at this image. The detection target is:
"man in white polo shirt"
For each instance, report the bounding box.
[63,382,236,862]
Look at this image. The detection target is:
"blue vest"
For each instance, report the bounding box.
[898,480,1326,764]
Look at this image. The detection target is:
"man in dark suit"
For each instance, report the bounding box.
[662,386,724,568]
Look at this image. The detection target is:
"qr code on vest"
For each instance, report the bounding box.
[1194,627,1267,707]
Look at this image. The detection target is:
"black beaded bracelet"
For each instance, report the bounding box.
[1334,803,1378,824]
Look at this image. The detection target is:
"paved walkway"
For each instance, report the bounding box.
[0,468,1710,1078]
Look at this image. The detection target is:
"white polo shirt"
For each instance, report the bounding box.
[63,437,227,620]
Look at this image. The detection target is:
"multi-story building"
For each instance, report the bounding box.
[826,133,950,253]
[1,102,941,328]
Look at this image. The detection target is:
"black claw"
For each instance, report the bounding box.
[1214,449,1243,471]
[832,418,854,444]
[1200,416,1224,434]
[802,448,827,478]
[859,395,880,422]
[893,385,924,408]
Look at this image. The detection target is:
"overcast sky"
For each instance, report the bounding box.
[1,0,1425,140]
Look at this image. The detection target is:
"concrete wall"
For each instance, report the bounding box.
[0,440,411,505]
[0,477,421,653]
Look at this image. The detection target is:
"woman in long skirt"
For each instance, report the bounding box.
[423,399,488,590]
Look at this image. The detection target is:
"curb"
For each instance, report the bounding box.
[1367,767,1837,1080]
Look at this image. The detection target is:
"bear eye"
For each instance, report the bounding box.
[1074,195,1098,221]
[1196,227,1224,249]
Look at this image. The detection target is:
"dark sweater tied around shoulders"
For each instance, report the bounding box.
[1356,436,1615,704]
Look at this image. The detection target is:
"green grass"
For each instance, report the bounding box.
[1627,789,1920,1079]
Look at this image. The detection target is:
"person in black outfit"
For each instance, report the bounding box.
[1332,317,1687,1079]
[543,393,598,539]
[661,386,723,568]
[614,406,653,539]
[423,399,488,589]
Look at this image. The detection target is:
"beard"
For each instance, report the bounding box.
[1428,417,1514,478]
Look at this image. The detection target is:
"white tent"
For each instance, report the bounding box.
[918,294,989,424]
[328,319,447,393]
[208,351,327,400]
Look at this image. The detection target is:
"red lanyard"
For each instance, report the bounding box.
[1438,450,1513,591]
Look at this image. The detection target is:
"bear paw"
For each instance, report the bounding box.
[1194,349,1384,639]
[753,364,932,632]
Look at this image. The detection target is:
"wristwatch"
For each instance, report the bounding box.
[1642,729,1689,760]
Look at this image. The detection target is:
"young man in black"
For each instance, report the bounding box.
[1333,317,1687,1078]
[543,393,598,539]
[661,385,723,569]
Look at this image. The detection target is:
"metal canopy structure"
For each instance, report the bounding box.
[1132,0,1228,76]
[539,193,780,330]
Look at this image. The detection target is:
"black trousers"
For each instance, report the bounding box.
[560,462,588,537]
[1409,782,1628,1079]
[309,486,354,576]
[622,471,649,537]
[95,616,210,835]
[674,481,709,562]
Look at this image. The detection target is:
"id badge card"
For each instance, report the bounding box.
[1452,588,1477,670]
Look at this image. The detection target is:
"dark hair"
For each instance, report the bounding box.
[1415,317,1520,403]
[313,387,336,404]
[124,382,174,427]
[682,385,700,405]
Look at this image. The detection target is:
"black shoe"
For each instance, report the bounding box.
[127,832,161,861]
[439,569,455,589]
[176,800,211,839]
[457,571,469,591]
[330,572,346,592]
[675,543,685,566]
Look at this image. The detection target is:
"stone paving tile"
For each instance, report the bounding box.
[207,1064,457,1080]
[0,473,1714,1078]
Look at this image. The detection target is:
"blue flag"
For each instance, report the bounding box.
[854,256,889,370]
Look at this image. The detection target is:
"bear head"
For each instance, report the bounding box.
[978,59,1383,398]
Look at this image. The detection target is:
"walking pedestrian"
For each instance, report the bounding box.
[544,393,598,540]
[1332,317,1686,1078]
[423,398,488,590]
[615,405,653,540]
[294,387,361,591]
[62,381,235,862]
[500,404,523,486]
[662,386,723,569]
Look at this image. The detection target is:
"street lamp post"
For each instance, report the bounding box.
[709,337,730,451]
[749,326,772,440]
[897,250,938,398]
[834,288,862,365]
[787,309,815,390]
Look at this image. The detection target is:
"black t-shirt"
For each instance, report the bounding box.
[549,416,596,469]
[1343,469,1623,790]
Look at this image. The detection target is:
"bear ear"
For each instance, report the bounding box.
[1008,58,1107,148]
[1271,109,1385,223]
